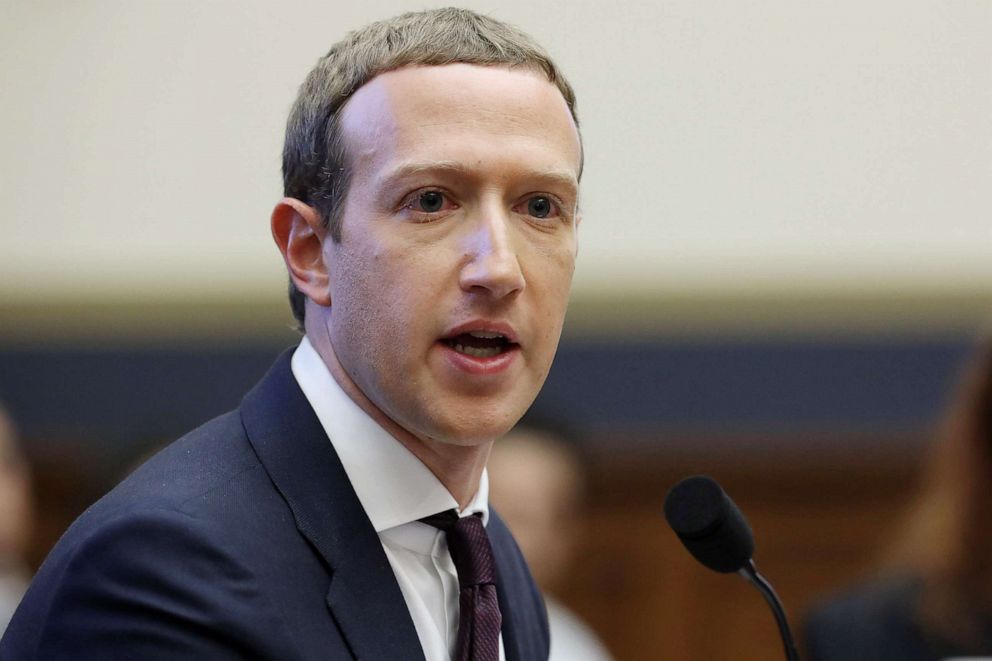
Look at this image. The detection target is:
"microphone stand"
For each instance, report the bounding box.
[738,560,800,661]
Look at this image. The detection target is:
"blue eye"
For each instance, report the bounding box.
[418,191,445,213]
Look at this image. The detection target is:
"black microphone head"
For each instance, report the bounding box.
[663,475,755,573]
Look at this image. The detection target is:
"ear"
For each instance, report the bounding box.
[271,198,331,307]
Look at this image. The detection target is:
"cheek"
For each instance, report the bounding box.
[376,246,444,311]
[338,242,444,344]
[530,246,576,316]
[534,231,577,279]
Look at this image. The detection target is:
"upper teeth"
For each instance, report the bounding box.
[468,331,503,339]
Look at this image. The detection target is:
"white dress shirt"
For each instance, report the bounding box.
[292,338,505,661]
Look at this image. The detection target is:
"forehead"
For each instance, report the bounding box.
[338,63,582,181]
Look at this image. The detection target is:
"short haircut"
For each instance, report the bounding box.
[281,7,580,329]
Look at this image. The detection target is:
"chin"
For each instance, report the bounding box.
[431,407,523,446]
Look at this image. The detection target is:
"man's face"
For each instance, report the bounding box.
[322,63,581,446]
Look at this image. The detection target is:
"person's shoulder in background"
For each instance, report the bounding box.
[804,575,945,661]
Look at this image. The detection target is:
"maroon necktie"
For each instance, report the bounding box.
[420,510,502,661]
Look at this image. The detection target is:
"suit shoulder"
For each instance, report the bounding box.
[3,506,294,660]
[803,576,933,661]
[6,411,273,639]
[85,410,260,515]
[48,409,285,580]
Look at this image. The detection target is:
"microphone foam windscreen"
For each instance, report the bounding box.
[663,475,755,573]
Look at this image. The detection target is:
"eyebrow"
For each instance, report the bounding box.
[376,160,579,195]
[377,161,466,185]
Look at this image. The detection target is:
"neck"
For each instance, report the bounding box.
[407,437,493,511]
[305,313,490,510]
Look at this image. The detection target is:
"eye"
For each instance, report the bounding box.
[417,191,445,213]
[514,195,562,221]
[528,196,553,218]
[399,189,457,220]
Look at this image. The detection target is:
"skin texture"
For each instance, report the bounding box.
[272,63,582,507]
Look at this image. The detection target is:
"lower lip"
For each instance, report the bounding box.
[438,342,520,376]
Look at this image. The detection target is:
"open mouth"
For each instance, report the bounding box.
[442,330,517,359]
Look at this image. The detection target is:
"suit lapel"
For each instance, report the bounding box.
[239,349,425,661]
[489,511,549,661]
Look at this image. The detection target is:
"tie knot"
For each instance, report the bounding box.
[420,510,497,587]
[419,509,459,530]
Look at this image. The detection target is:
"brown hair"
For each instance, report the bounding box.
[281,7,580,329]
[886,336,992,650]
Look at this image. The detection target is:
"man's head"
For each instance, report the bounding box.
[280,7,580,328]
[272,8,582,448]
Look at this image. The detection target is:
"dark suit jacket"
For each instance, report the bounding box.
[1,349,549,660]
[803,575,984,661]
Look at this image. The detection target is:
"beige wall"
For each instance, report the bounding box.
[2,1,990,335]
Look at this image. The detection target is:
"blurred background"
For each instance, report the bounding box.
[1,1,990,658]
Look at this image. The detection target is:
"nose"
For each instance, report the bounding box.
[458,209,525,299]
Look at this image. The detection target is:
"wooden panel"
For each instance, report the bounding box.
[555,442,921,660]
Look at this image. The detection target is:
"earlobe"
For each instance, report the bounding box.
[271,198,332,307]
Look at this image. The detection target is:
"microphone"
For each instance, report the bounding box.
[664,475,800,661]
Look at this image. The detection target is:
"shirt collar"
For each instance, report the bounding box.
[291,337,490,532]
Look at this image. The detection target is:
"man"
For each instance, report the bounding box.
[1,7,582,661]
